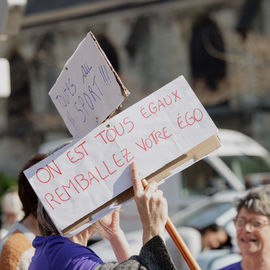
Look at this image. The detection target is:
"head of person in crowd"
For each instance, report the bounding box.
[18,154,47,223]
[0,189,23,238]
[0,153,48,270]
[200,224,230,250]
[219,185,270,270]
[234,185,270,263]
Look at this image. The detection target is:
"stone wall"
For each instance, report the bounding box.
[0,0,270,176]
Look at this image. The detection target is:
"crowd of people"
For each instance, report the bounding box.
[0,189,23,239]
[0,154,177,270]
[0,151,270,270]
[0,154,46,270]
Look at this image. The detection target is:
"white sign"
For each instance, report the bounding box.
[25,76,218,236]
[49,32,129,138]
[0,58,10,97]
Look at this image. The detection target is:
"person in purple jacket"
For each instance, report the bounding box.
[29,163,176,270]
[219,185,270,270]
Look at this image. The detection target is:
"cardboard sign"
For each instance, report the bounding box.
[0,58,11,97]
[49,32,129,138]
[25,76,220,237]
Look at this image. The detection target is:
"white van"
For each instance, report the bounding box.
[179,128,270,195]
[156,129,270,212]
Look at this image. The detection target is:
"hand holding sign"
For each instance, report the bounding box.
[97,207,133,262]
[131,163,168,245]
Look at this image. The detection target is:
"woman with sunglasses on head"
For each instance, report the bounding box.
[219,185,270,270]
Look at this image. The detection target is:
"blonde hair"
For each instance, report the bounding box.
[2,191,23,217]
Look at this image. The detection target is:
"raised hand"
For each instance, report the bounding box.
[131,162,168,244]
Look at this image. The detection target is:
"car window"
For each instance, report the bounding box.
[181,160,228,196]
[174,202,233,229]
[221,155,270,184]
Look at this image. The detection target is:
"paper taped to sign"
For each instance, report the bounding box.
[49,32,129,138]
[25,75,220,236]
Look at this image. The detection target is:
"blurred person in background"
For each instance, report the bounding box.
[166,224,230,269]
[0,189,23,239]
[200,224,230,251]
[0,153,47,270]
[219,185,270,270]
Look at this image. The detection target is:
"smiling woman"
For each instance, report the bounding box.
[218,185,270,270]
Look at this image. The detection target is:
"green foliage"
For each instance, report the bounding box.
[0,173,17,201]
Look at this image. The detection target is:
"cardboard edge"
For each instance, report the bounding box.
[145,134,221,183]
[62,187,134,235]
[61,133,220,235]
[90,31,130,98]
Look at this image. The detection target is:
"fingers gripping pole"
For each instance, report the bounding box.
[141,179,201,270]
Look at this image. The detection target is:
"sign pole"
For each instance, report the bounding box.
[142,179,201,270]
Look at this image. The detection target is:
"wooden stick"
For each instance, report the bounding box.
[142,179,201,270]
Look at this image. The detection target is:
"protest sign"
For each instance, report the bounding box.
[25,75,220,237]
[49,32,129,138]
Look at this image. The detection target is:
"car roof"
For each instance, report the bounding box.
[171,190,245,229]
[39,137,72,154]
[215,129,269,157]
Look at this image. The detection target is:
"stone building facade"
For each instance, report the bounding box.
[0,0,270,177]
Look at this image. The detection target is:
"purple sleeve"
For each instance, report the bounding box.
[219,261,242,270]
[66,255,102,270]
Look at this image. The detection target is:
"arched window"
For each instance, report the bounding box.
[97,34,120,73]
[190,15,226,92]
[7,49,32,128]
